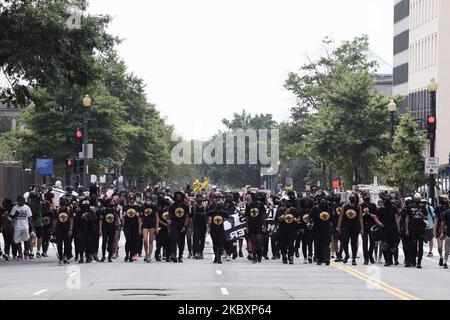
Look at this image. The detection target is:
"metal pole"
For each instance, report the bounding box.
[82,108,89,188]
[429,91,436,206]
[390,111,395,146]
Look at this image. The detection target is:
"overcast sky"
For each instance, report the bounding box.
[88,0,393,140]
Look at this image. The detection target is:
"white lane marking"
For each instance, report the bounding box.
[32,289,48,296]
[220,287,229,295]
[216,270,222,275]
[425,257,440,263]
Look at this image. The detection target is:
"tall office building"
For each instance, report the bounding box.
[393,0,450,163]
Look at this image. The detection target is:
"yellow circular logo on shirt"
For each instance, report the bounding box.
[213,215,224,225]
[105,213,115,224]
[175,208,185,218]
[345,209,357,220]
[284,214,295,224]
[43,216,51,226]
[58,212,69,223]
[144,208,153,217]
[126,209,137,218]
[250,208,259,218]
[162,212,169,220]
[320,212,330,221]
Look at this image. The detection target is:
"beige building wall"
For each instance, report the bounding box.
[408,0,450,164]
[436,0,450,164]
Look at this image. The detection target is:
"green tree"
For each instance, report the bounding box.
[202,110,277,188]
[0,0,117,106]
[284,35,394,189]
[379,113,427,195]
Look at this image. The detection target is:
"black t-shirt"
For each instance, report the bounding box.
[435,204,449,229]
[276,207,300,230]
[342,204,361,228]
[245,202,266,228]
[310,205,332,231]
[56,207,72,232]
[41,205,54,229]
[123,204,141,230]
[361,202,377,230]
[298,208,311,231]
[169,202,189,227]
[406,203,427,232]
[158,207,170,231]
[331,205,341,228]
[100,207,119,230]
[208,210,228,234]
[141,204,157,229]
[190,203,208,229]
[376,205,398,230]
[441,209,450,236]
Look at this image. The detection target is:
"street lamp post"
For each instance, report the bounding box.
[428,79,438,206]
[388,100,397,146]
[82,95,92,188]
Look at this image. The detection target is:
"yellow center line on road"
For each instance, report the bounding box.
[331,263,423,301]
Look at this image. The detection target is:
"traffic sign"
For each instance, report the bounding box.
[425,157,439,174]
[36,159,53,177]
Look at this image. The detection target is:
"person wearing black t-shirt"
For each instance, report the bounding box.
[41,199,54,258]
[73,198,90,263]
[376,195,400,267]
[190,194,208,259]
[337,193,364,266]
[169,192,190,263]
[123,195,142,262]
[360,192,377,265]
[405,193,428,269]
[53,198,73,265]
[155,199,171,262]
[310,193,332,266]
[141,196,159,263]
[99,200,120,263]
[276,198,300,265]
[245,192,266,263]
[207,199,228,264]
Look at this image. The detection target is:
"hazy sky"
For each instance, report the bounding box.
[88,0,393,140]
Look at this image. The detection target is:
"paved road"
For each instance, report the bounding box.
[0,235,449,300]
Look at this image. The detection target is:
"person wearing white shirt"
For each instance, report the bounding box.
[10,196,35,260]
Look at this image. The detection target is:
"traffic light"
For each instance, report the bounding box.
[65,159,74,175]
[75,130,84,153]
[65,159,74,168]
[427,115,436,139]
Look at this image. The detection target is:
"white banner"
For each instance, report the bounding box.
[224,213,246,242]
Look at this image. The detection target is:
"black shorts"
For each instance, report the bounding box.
[34,226,43,238]
[142,222,156,229]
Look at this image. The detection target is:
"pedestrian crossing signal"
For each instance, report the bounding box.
[427,116,436,139]
[65,159,74,167]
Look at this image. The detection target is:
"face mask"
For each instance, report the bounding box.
[146,200,151,205]
[349,197,356,203]
[364,198,370,203]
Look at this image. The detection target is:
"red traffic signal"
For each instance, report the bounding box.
[65,159,74,167]
[427,116,436,125]
[75,130,84,139]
